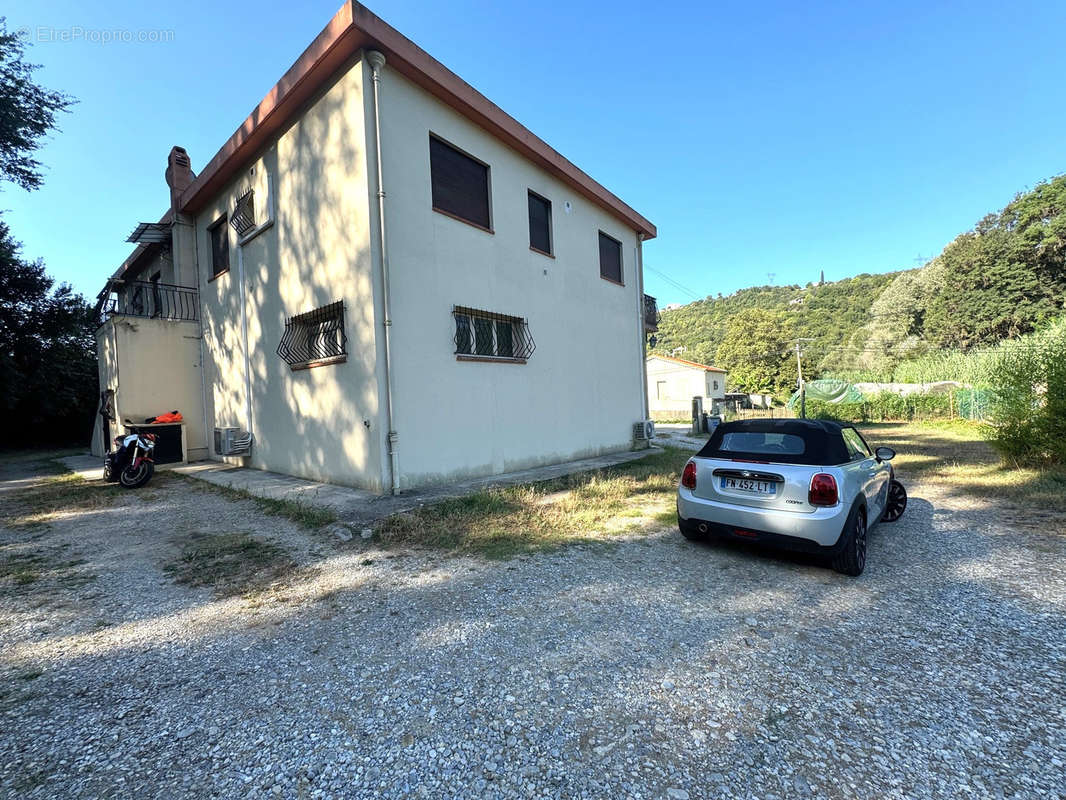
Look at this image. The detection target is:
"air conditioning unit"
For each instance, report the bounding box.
[633,419,655,441]
[214,426,253,456]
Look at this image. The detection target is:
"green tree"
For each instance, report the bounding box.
[0,19,75,190]
[715,308,796,393]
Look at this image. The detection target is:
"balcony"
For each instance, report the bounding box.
[100,280,199,325]
[643,294,659,332]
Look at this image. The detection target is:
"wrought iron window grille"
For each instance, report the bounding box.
[277,301,347,369]
[229,190,256,237]
[452,306,535,361]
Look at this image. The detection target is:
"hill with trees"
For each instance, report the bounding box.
[651,173,1066,393]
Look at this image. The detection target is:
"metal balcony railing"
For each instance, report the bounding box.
[643,294,659,332]
[101,281,199,324]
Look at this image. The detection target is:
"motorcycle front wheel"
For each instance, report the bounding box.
[119,461,154,489]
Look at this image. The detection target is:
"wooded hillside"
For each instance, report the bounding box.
[651,173,1066,392]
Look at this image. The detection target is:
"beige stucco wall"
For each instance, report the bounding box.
[195,53,384,491]
[647,357,727,414]
[374,64,648,488]
[92,316,207,459]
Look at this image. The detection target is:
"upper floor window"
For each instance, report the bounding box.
[598,231,623,284]
[208,215,229,278]
[429,135,491,231]
[527,190,552,256]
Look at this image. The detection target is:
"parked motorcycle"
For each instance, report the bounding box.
[103,432,157,489]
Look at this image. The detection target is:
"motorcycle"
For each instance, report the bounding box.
[103,432,157,489]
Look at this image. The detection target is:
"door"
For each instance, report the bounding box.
[842,426,888,517]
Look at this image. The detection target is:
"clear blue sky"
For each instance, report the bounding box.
[4,0,1065,306]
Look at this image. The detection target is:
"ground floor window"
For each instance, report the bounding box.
[277,301,347,370]
[453,306,534,362]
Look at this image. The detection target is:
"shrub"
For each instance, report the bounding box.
[984,320,1066,466]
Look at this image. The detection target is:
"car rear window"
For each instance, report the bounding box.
[718,432,806,456]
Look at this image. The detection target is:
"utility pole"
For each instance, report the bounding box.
[793,338,816,418]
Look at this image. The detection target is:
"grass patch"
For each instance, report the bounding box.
[3,471,124,530]
[173,477,337,530]
[0,547,95,594]
[858,421,1066,510]
[375,447,690,559]
[164,532,307,597]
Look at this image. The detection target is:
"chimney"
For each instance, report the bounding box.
[164,146,195,215]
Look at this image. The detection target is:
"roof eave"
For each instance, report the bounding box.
[178,1,655,240]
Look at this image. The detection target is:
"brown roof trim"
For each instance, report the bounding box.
[179,1,656,239]
[648,354,728,373]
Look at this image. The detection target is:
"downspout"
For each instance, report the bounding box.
[233,167,276,443]
[367,49,401,495]
[635,234,650,421]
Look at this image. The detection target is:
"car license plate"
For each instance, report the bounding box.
[721,477,776,494]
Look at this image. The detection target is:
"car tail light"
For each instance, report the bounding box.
[808,473,838,506]
[681,461,697,490]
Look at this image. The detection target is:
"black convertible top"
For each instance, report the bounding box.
[696,418,852,465]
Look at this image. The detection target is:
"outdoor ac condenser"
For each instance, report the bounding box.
[632,420,655,441]
[214,426,253,456]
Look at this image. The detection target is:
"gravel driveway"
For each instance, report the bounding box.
[1,457,1064,799]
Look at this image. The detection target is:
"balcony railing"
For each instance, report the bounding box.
[643,294,659,332]
[101,280,199,324]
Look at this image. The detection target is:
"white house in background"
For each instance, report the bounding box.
[92,1,658,494]
[646,354,727,417]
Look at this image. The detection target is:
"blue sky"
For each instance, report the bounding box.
[4,0,1065,306]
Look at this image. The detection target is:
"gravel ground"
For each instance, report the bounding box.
[1,457,1065,799]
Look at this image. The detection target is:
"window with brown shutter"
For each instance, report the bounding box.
[208,215,229,278]
[528,190,552,255]
[598,231,623,284]
[429,135,491,231]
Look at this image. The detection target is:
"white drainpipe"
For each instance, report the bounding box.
[635,234,650,421]
[367,50,400,495]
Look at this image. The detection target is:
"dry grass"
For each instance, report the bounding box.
[858,421,1066,510]
[375,447,688,559]
[2,471,125,530]
[163,532,310,598]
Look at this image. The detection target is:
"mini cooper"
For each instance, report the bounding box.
[676,419,907,576]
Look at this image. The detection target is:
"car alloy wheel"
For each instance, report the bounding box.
[882,479,907,522]
[854,512,867,572]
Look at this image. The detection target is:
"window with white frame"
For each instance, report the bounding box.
[452,306,535,362]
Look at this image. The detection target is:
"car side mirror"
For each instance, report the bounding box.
[875,446,896,462]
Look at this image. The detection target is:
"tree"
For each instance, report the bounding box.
[0,19,90,446]
[715,308,796,393]
[0,220,97,445]
[0,19,75,190]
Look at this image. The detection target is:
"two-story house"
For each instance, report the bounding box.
[92,1,658,494]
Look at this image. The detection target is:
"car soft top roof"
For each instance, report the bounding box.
[696,418,851,465]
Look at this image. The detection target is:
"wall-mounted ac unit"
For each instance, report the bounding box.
[214,426,253,456]
[633,420,655,441]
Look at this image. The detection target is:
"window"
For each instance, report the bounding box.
[528,191,552,255]
[276,301,347,370]
[430,135,491,230]
[713,380,719,391]
[229,189,256,237]
[208,215,229,278]
[719,432,806,456]
[842,427,871,461]
[598,231,623,284]
[656,380,668,400]
[452,306,535,362]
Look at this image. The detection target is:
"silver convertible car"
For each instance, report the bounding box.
[676,419,907,576]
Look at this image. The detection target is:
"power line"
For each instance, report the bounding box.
[643,265,703,301]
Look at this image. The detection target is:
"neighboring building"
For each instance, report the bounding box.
[92,2,658,494]
[646,354,727,418]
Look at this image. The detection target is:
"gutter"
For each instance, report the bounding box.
[636,235,650,421]
[366,49,401,495]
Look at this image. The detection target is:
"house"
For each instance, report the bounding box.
[646,354,727,418]
[92,2,658,494]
